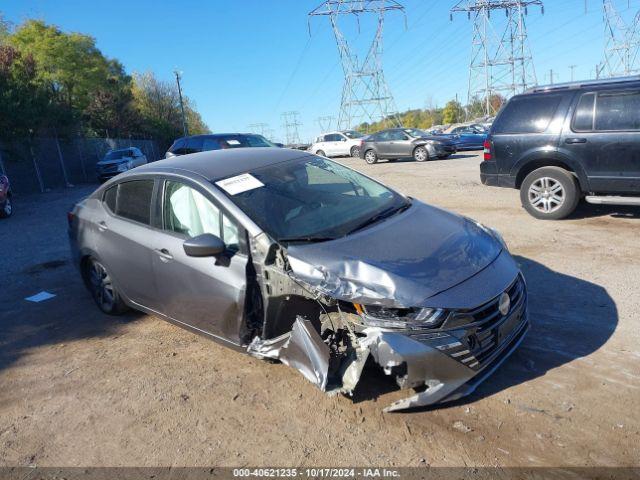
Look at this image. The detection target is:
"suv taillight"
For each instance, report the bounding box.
[483,139,492,161]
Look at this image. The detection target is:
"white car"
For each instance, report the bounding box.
[308,130,365,158]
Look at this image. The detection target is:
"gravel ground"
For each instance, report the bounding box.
[0,152,638,467]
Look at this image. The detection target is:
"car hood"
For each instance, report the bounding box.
[286,201,503,308]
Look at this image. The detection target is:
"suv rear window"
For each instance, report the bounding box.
[595,90,640,131]
[114,180,154,225]
[492,95,562,134]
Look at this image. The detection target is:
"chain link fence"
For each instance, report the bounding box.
[0,136,162,195]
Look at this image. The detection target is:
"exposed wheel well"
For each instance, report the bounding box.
[515,160,580,189]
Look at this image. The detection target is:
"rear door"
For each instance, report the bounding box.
[150,178,249,344]
[97,179,159,310]
[374,131,394,157]
[325,134,342,156]
[491,93,568,175]
[564,88,640,193]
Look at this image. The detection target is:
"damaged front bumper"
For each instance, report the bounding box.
[249,273,529,412]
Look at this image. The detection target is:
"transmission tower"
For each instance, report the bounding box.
[601,0,640,77]
[309,1,405,130]
[247,123,269,136]
[451,0,544,117]
[316,115,335,132]
[281,111,302,145]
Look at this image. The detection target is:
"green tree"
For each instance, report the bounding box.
[443,99,464,124]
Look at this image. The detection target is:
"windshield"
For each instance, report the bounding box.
[203,134,274,151]
[217,157,408,242]
[105,149,133,160]
[403,128,429,138]
[343,130,364,139]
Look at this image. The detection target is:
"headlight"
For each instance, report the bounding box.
[354,304,449,330]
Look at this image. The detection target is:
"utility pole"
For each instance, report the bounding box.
[309,1,405,130]
[546,68,556,84]
[451,0,544,117]
[281,111,302,146]
[569,64,577,81]
[602,0,640,77]
[174,69,188,137]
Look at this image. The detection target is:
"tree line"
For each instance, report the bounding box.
[0,17,209,149]
[356,95,505,133]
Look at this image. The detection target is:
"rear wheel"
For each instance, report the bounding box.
[84,257,128,315]
[0,196,12,218]
[413,146,429,162]
[316,150,326,157]
[350,146,360,158]
[364,150,378,164]
[520,167,580,220]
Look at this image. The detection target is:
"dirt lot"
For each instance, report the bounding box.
[1,152,639,468]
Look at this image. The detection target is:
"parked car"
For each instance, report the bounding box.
[68,147,527,412]
[359,128,457,164]
[308,130,366,158]
[441,124,488,151]
[96,147,147,182]
[0,174,12,218]
[166,133,274,158]
[481,76,640,220]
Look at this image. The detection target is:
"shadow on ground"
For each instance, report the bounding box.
[352,255,618,409]
[568,201,640,220]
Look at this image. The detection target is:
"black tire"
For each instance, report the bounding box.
[0,195,12,218]
[413,146,429,162]
[83,257,129,315]
[350,146,360,158]
[520,167,580,220]
[316,150,326,157]
[364,150,378,164]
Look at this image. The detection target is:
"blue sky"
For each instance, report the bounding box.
[1,0,638,142]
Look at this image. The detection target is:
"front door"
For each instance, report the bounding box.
[388,131,413,157]
[564,89,640,193]
[151,179,249,345]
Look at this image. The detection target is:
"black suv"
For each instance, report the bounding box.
[166,133,274,158]
[481,76,640,219]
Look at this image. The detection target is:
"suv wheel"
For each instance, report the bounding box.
[364,150,378,164]
[0,196,12,218]
[350,146,360,158]
[84,257,128,315]
[413,146,429,162]
[520,167,580,220]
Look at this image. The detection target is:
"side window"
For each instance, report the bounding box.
[572,93,595,132]
[595,90,640,131]
[103,185,117,213]
[164,181,221,237]
[492,95,562,134]
[115,180,154,225]
[326,134,340,142]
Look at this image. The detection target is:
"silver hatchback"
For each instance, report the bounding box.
[69,148,528,411]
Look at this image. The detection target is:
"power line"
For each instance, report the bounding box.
[281,111,302,145]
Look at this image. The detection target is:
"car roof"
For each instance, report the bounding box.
[172,133,263,143]
[524,75,640,94]
[134,147,312,181]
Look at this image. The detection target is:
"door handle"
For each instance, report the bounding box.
[97,221,108,232]
[565,138,587,144]
[155,248,173,262]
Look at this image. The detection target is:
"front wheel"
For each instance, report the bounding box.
[84,257,128,315]
[350,146,360,158]
[364,150,378,164]
[413,146,429,162]
[520,167,580,220]
[0,196,12,218]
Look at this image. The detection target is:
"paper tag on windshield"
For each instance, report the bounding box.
[216,173,264,195]
[227,139,241,145]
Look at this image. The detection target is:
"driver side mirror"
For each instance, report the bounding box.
[183,233,226,257]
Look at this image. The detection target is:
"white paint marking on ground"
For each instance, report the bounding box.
[25,291,56,303]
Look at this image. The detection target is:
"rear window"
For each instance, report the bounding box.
[114,180,154,225]
[595,90,640,131]
[492,95,562,134]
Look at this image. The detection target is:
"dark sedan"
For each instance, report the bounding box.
[359,128,457,164]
